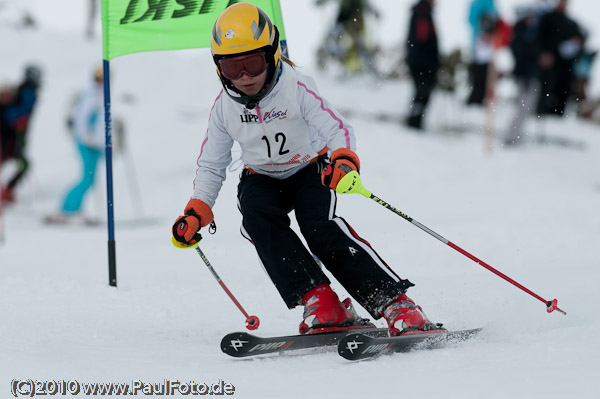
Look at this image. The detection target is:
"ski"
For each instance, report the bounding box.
[338,328,483,361]
[221,327,389,358]
[43,214,102,227]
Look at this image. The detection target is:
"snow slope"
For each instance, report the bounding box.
[1,1,599,398]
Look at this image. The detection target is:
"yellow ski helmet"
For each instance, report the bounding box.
[211,2,282,108]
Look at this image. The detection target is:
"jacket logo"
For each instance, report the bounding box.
[240,114,259,123]
[263,107,288,123]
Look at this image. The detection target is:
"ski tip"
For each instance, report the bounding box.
[337,333,377,361]
[220,332,254,357]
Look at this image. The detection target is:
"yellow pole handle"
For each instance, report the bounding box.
[171,236,200,249]
[335,170,372,198]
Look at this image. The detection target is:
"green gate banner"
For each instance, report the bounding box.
[101,0,286,60]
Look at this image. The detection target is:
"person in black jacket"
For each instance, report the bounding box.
[536,0,583,116]
[503,7,542,145]
[405,0,439,130]
[0,65,42,203]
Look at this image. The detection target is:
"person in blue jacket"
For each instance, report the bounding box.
[466,0,498,105]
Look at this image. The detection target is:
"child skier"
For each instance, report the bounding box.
[172,2,443,336]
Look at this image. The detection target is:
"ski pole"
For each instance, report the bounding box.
[116,119,145,220]
[335,170,566,315]
[172,236,260,330]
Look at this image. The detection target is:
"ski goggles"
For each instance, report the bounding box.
[218,52,267,80]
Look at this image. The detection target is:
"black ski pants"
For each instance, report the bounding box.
[537,59,575,116]
[407,66,437,129]
[237,162,413,318]
[467,62,489,106]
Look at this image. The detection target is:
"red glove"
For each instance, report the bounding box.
[321,148,360,190]
[172,199,214,246]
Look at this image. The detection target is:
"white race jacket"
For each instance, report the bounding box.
[72,81,105,149]
[192,63,355,208]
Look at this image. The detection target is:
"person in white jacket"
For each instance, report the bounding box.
[173,3,443,336]
[47,67,105,223]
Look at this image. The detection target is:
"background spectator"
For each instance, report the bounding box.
[572,28,597,119]
[45,67,105,224]
[0,64,42,203]
[466,0,498,106]
[315,0,379,74]
[405,0,439,130]
[503,6,543,145]
[536,0,583,117]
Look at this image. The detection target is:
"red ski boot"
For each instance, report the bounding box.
[382,293,445,336]
[299,284,356,334]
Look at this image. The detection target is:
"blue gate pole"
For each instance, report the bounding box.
[103,59,117,287]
